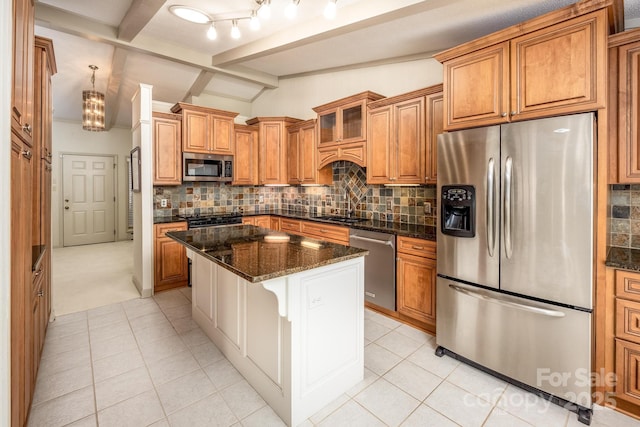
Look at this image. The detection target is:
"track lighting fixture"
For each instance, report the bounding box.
[168,1,338,42]
[324,0,337,19]
[207,23,217,40]
[230,20,241,39]
[284,0,300,19]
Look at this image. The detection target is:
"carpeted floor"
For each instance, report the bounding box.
[52,240,140,316]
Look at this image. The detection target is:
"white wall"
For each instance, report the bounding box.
[1,0,13,422]
[251,57,444,119]
[51,120,132,247]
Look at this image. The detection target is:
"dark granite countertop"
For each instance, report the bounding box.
[155,211,436,240]
[605,247,640,272]
[167,225,368,283]
[153,216,186,224]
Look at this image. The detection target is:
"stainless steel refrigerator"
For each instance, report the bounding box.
[436,113,594,424]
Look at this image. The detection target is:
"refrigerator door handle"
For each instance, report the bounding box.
[486,158,496,257]
[448,284,566,318]
[504,156,513,259]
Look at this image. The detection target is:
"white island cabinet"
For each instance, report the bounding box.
[170,225,366,426]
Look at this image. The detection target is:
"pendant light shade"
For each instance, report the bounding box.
[82,65,105,131]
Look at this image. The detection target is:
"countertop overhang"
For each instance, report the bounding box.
[167,224,368,283]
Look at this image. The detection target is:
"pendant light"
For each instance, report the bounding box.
[82,65,105,132]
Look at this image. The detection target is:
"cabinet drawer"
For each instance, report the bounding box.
[616,270,640,303]
[397,236,436,258]
[280,218,301,234]
[615,338,640,405]
[155,222,187,238]
[617,298,640,343]
[301,221,349,245]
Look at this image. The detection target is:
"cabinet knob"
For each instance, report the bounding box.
[510,111,517,116]
[38,290,44,297]
[501,112,507,117]
[22,123,32,133]
[65,206,69,210]
[21,150,32,160]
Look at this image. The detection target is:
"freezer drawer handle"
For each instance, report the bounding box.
[350,235,393,246]
[448,284,566,318]
[504,157,513,259]
[486,157,496,257]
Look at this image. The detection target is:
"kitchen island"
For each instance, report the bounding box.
[166,225,368,426]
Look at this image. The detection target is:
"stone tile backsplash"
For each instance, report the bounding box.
[154,162,437,226]
[610,184,640,248]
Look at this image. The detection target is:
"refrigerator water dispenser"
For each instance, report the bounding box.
[441,185,475,238]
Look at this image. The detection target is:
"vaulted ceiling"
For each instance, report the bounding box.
[34,0,640,129]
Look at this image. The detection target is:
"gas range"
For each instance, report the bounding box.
[178,213,242,229]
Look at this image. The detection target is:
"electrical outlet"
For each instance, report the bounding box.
[386,199,392,211]
[424,202,431,214]
[160,199,167,208]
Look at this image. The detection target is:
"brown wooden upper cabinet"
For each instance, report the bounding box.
[246,117,302,185]
[12,0,35,146]
[171,102,238,155]
[367,85,442,185]
[287,119,331,185]
[313,91,384,168]
[233,124,259,185]
[152,112,182,186]
[609,28,640,184]
[425,91,443,184]
[435,8,607,131]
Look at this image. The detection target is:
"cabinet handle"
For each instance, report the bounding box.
[411,245,424,250]
[21,150,32,160]
[22,123,32,133]
[34,269,41,277]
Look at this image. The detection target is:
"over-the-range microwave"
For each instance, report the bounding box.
[183,152,233,182]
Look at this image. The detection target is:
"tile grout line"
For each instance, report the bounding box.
[126,299,170,426]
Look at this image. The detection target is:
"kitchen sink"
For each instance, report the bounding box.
[312,215,367,224]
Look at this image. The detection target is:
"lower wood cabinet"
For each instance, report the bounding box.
[154,222,188,292]
[614,269,640,414]
[300,221,349,245]
[280,218,302,234]
[396,236,436,332]
[242,215,271,228]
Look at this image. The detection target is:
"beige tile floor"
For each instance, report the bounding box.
[28,287,639,427]
[52,240,140,315]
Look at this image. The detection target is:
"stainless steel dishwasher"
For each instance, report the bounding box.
[349,229,396,311]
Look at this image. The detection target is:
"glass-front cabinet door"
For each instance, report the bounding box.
[313,91,385,151]
[319,110,336,145]
[341,103,363,143]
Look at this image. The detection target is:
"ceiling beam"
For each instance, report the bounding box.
[183,70,216,102]
[34,2,279,88]
[118,0,167,42]
[105,48,128,130]
[210,0,458,67]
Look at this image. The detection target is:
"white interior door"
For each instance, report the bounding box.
[62,154,116,247]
